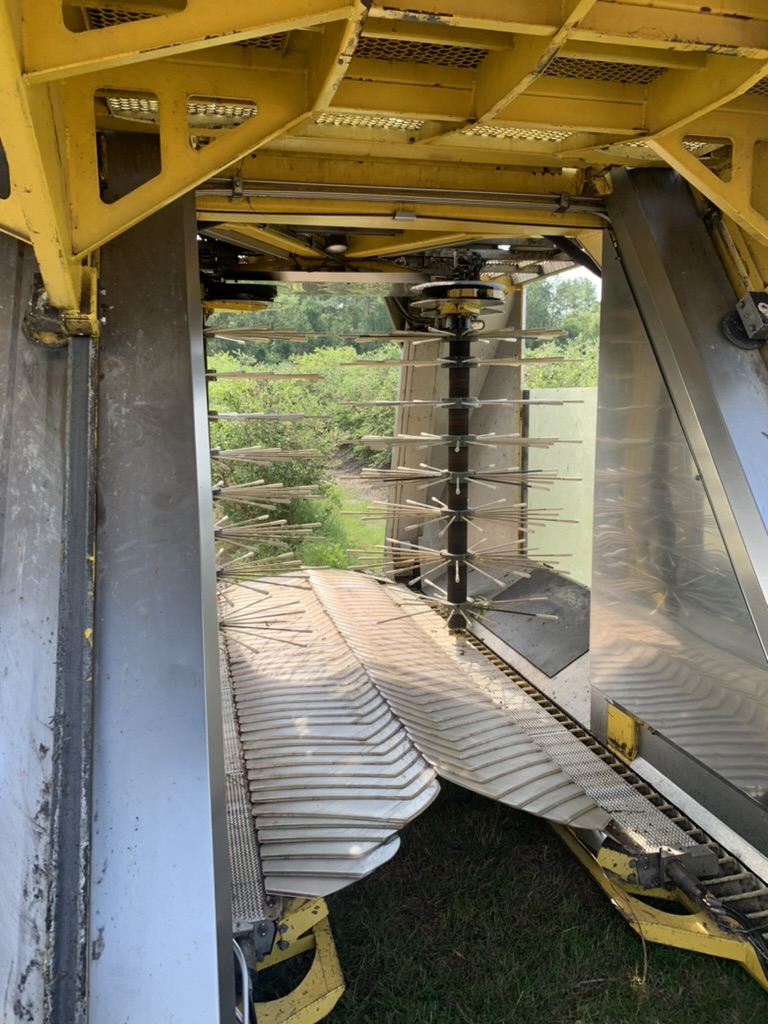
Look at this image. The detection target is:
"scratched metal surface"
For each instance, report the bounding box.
[0,236,66,1021]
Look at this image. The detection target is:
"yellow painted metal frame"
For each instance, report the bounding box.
[604,702,648,764]
[5,2,768,315]
[252,899,345,1024]
[552,824,768,992]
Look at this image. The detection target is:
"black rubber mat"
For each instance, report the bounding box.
[478,569,590,678]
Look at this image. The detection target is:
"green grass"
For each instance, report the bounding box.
[297,479,386,569]
[325,783,767,1024]
[334,480,386,554]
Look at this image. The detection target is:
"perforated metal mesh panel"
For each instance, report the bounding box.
[187,100,258,120]
[315,112,425,131]
[357,36,487,68]
[106,95,159,116]
[683,136,730,155]
[220,644,267,926]
[462,124,571,143]
[104,95,258,125]
[545,57,664,85]
[85,7,160,28]
[748,76,768,96]
[238,33,290,51]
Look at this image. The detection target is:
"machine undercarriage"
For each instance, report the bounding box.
[4,3,768,1021]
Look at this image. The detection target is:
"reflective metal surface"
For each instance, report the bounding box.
[0,237,66,1021]
[224,568,617,898]
[592,183,768,849]
[607,169,768,657]
[89,186,233,1020]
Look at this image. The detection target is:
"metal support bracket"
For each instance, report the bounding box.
[23,263,101,345]
[605,702,650,763]
[598,843,719,891]
[721,290,768,349]
[555,824,768,992]
[61,264,101,338]
[253,899,345,1024]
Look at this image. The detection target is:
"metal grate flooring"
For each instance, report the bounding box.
[220,643,269,928]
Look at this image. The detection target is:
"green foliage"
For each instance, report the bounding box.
[206,289,394,362]
[524,337,599,389]
[208,327,399,565]
[208,344,400,472]
[523,273,600,389]
[525,274,600,338]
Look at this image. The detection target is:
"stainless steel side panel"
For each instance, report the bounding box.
[608,168,768,657]
[0,238,66,1021]
[592,172,768,851]
[89,195,233,1020]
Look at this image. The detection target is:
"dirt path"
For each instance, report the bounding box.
[330,451,390,503]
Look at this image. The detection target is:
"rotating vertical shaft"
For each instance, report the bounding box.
[445,314,472,629]
[404,278,506,630]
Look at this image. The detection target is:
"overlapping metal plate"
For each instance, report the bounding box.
[224,570,615,898]
[223,576,439,897]
[309,571,611,831]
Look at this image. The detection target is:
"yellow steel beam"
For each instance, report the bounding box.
[0,180,30,244]
[717,214,768,293]
[347,56,474,92]
[266,130,622,169]
[473,0,597,121]
[647,108,768,246]
[573,229,603,269]
[559,39,706,71]
[332,76,472,121]
[212,224,324,261]
[361,16,507,50]
[344,230,483,260]
[573,2,768,57]
[62,62,308,257]
[65,1,186,13]
[645,55,768,137]
[0,1,81,311]
[368,0,561,35]
[198,209,603,235]
[497,78,646,135]
[308,3,370,110]
[321,74,644,134]
[369,1,768,55]
[23,0,353,82]
[162,45,309,76]
[215,148,591,197]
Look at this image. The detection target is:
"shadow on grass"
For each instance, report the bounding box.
[326,783,766,1024]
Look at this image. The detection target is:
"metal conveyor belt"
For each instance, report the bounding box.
[221,570,703,899]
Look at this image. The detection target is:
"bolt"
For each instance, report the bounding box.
[278,940,289,951]
[278,924,288,934]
